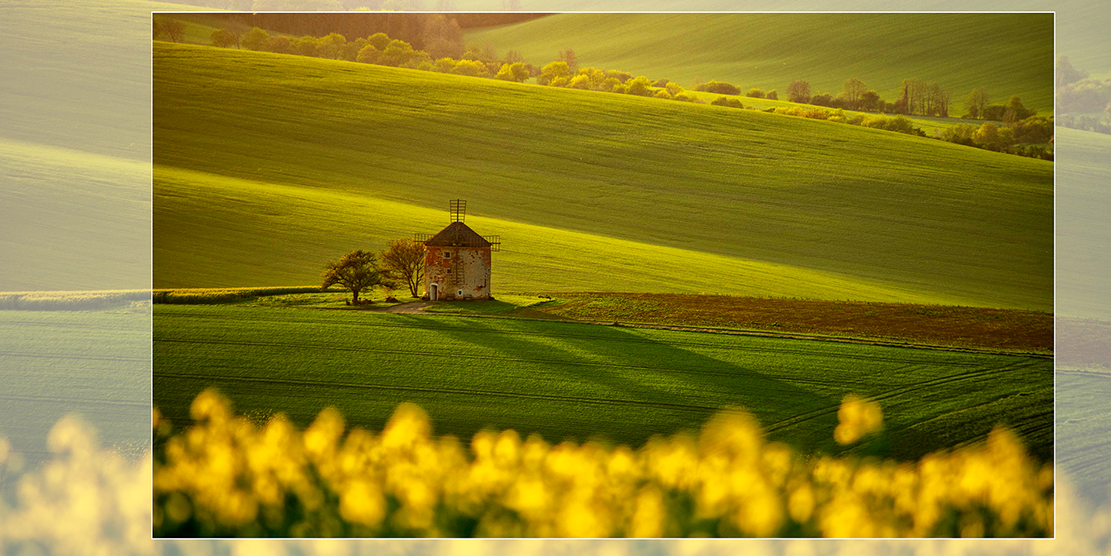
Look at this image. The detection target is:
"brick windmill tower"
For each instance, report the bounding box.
[416,200,500,301]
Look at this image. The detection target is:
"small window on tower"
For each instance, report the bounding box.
[443,252,452,259]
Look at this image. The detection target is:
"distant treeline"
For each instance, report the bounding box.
[153,286,324,304]
[0,290,149,311]
[1055,56,1111,135]
[156,18,1052,160]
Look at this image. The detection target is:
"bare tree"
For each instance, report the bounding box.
[155,17,186,43]
[380,238,426,298]
[966,88,990,119]
[842,78,866,110]
[786,80,810,104]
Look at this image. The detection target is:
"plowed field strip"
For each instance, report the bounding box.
[0,394,149,408]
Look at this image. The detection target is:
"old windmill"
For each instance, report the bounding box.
[414,200,501,301]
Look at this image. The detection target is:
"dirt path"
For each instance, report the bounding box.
[379,301,433,314]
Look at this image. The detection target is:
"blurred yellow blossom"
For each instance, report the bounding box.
[150,389,1052,538]
[833,394,884,445]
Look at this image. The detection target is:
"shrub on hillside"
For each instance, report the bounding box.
[605,69,633,83]
[495,62,530,82]
[625,76,653,97]
[211,29,237,48]
[450,59,489,77]
[356,44,379,64]
[711,96,743,109]
[693,81,740,95]
[746,88,765,98]
[242,27,270,51]
[264,35,294,55]
[537,61,570,86]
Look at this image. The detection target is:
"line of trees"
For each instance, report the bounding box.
[1055,55,1111,136]
[166,15,1055,158]
[322,238,426,304]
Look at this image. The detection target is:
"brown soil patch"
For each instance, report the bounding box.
[529,293,1053,354]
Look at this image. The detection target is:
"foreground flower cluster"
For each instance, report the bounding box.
[152,390,1052,538]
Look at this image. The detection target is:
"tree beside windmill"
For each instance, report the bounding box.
[416,200,501,301]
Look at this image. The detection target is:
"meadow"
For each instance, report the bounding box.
[465,13,1054,114]
[154,42,1053,312]
[153,304,1052,464]
[0,304,152,467]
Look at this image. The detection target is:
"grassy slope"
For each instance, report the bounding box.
[0,0,203,291]
[0,307,152,465]
[466,13,1053,114]
[1056,127,1111,320]
[155,43,1052,310]
[153,304,1052,462]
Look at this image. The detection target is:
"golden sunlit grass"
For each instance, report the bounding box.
[152,389,1052,538]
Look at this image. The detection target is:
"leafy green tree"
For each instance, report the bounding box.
[787,80,810,103]
[211,28,237,48]
[495,62,530,82]
[356,44,379,64]
[265,35,294,54]
[315,32,346,59]
[625,76,653,96]
[766,90,777,100]
[380,239,425,298]
[242,27,270,51]
[972,121,1001,150]
[1003,96,1034,123]
[321,250,386,305]
[537,61,570,86]
[367,32,391,51]
[576,67,606,89]
[450,59,489,77]
[605,70,633,83]
[379,39,417,67]
[859,90,881,112]
[295,36,319,57]
[747,88,765,98]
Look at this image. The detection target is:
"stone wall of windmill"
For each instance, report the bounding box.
[419,200,497,301]
[424,243,492,301]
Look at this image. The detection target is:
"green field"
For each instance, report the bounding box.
[153,304,1052,463]
[154,42,1052,311]
[466,13,1053,115]
[0,306,152,467]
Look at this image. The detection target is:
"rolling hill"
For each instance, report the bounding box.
[466,12,1054,115]
[154,42,1052,311]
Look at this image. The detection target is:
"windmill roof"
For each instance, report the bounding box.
[423,221,491,248]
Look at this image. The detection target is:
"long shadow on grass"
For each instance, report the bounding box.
[383,314,845,454]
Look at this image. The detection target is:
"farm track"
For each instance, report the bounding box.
[155,333,1028,386]
[763,359,1044,434]
[1,351,150,364]
[157,310,1043,364]
[0,393,149,408]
